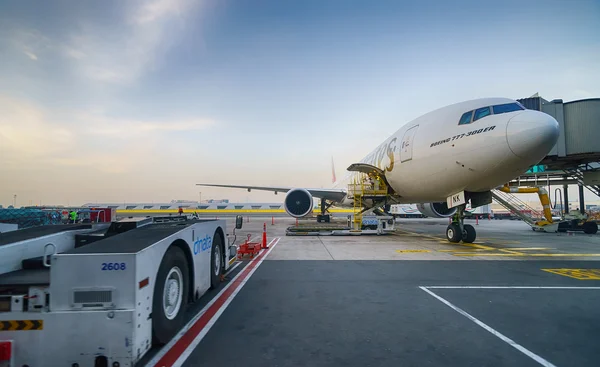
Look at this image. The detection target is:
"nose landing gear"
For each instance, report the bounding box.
[446,204,476,243]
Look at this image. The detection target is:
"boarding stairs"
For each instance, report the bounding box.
[563,167,600,198]
[348,176,388,231]
[491,190,544,225]
[491,186,558,232]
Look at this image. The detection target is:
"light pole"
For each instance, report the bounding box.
[199,192,202,203]
[13,194,16,207]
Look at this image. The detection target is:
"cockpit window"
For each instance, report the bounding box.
[458,110,473,125]
[492,103,525,115]
[473,107,491,122]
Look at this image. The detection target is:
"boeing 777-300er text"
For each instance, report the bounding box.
[198,97,559,243]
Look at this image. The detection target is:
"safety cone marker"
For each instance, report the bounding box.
[262,223,268,249]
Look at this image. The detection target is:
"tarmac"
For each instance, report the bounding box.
[143,216,600,367]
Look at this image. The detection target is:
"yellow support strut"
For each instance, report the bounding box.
[498,185,554,225]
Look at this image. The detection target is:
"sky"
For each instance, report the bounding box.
[0,0,599,206]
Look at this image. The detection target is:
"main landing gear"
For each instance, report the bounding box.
[316,198,332,223]
[446,204,476,243]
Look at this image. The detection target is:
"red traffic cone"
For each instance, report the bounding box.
[262,222,268,249]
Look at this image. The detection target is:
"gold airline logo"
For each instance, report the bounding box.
[361,137,397,173]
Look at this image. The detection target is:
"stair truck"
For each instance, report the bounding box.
[557,210,599,234]
[0,215,243,366]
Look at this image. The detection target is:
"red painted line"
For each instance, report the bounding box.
[153,237,278,367]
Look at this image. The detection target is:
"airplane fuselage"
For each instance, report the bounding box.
[333,98,559,207]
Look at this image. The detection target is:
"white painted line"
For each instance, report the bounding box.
[145,237,279,367]
[172,237,280,366]
[420,286,558,367]
[223,262,241,277]
[424,286,600,289]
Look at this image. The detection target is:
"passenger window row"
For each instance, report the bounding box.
[458,102,525,125]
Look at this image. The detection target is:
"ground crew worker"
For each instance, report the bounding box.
[374,175,381,191]
[178,207,184,216]
[367,174,375,190]
[69,210,77,224]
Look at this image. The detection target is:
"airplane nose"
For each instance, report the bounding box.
[505,110,560,159]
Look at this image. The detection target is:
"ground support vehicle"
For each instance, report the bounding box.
[0,215,242,366]
[556,211,598,234]
[286,215,395,236]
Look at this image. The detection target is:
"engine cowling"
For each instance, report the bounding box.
[284,188,314,218]
[416,202,457,218]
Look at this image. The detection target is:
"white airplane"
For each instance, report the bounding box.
[198,97,559,243]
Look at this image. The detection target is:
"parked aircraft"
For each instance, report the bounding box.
[198,98,559,243]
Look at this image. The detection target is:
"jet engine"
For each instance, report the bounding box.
[284,188,314,218]
[416,202,457,218]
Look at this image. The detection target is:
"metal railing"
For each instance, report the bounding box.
[563,167,600,198]
[491,189,544,225]
[347,183,387,196]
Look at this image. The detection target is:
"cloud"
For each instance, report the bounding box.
[134,0,188,24]
[23,50,37,60]
[64,0,202,84]
[0,95,215,172]
[81,113,214,138]
[3,28,51,61]
[0,96,74,165]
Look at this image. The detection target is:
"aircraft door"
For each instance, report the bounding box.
[400,125,419,162]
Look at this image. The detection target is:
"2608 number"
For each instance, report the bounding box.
[101,262,126,271]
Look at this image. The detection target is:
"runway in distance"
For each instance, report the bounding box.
[198,97,560,243]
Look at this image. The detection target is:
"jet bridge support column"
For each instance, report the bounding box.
[579,184,585,214]
[563,181,569,214]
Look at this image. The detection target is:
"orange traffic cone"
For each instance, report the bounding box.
[262,223,268,249]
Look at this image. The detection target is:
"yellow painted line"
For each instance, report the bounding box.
[542,268,600,280]
[437,249,483,252]
[395,230,444,241]
[479,239,522,244]
[498,249,525,255]
[459,242,497,251]
[117,209,355,214]
[456,253,600,257]
[119,209,287,214]
[505,247,552,250]
[454,253,527,257]
[396,249,431,253]
[528,254,600,257]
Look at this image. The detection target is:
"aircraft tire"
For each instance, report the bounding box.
[583,221,598,234]
[446,223,461,243]
[462,224,476,243]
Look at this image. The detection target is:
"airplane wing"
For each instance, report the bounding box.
[196,184,348,202]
